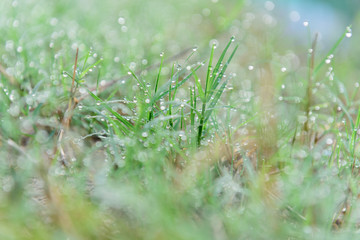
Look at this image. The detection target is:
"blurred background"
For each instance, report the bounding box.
[1,0,360,239]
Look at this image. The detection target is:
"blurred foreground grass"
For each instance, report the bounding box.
[1,0,360,239]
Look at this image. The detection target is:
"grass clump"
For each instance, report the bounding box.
[1,0,360,239]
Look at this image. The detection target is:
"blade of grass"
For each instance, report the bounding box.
[313,26,350,76]
[350,105,360,173]
[87,91,133,133]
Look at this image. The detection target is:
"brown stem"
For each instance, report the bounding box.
[0,62,17,86]
[303,33,318,144]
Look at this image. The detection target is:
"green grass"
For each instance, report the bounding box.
[1,0,360,239]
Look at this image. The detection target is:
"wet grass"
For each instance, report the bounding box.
[1,0,360,239]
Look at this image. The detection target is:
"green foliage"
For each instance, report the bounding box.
[1,0,360,239]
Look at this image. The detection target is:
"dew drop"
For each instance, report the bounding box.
[264,1,275,11]
[121,26,128,32]
[346,26,352,38]
[289,11,300,22]
[326,138,333,145]
[118,17,125,25]
[248,65,254,71]
[209,39,219,48]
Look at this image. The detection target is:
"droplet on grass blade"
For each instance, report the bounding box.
[346,26,352,38]
[209,39,219,48]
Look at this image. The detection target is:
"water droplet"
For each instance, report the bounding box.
[145,99,150,103]
[264,1,275,11]
[303,21,309,27]
[118,17,125,25]
[160,52,164,57]
[114,57,120,63]
[325,59,331,64]
[209,39,219,48]
[281,67,287,72]
[50,18,58,26]
[121,26,128,32]
[326,138,333,145]
[346,26,352,38]
[248,65,254,71]
[289,11,300,22]
[142,132,148,138]
[281,84,285,89]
